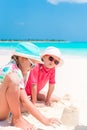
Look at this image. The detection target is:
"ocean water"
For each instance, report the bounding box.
[0,41,87,58]
[33,41,87,58]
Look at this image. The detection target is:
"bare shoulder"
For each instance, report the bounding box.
[6,72,21,85]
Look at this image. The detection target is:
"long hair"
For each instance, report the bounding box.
[11,55,19,67]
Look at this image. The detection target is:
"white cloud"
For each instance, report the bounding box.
[47,0,87,5]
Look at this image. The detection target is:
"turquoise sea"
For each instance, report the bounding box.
[0,41,87,57]
[33,41,87,58]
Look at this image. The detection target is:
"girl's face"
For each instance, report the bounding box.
[18,57,35,72]
[42,55,60,68]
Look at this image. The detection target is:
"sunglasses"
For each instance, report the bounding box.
[48,56,59,65]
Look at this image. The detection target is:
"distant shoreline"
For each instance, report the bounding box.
[0,40,67,42]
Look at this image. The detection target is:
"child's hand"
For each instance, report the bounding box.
[45,101,51,106]
[46,118,62,127]
[45,99,51,106]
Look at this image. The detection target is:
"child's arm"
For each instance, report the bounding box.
[20,88,61,126]
[45,84,54,105]
[31,84,37,104]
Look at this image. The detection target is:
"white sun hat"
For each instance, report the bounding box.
[40,46,64,66]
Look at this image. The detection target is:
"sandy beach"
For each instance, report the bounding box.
[0,55,87,130]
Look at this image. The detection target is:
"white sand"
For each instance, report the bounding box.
[0,55,87,130]
[55,55,87,100]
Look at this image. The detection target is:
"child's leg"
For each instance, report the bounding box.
[37,92,46,101]
[0,83,10,120]
[0,73,36,130]
[37,91,60,103]
[50,95,60,102]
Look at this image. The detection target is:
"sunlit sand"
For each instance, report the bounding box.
[0,55,87,130]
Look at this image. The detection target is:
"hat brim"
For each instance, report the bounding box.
[14,52,43,64]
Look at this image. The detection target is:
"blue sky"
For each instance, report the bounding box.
[0,0,87,41]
